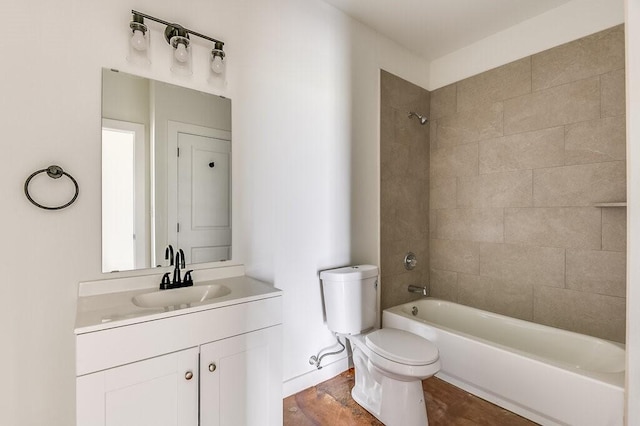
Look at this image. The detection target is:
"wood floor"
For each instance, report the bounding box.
[283,369,537,425]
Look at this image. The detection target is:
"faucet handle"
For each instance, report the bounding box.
[160,272,171,290]
[183,270,194,287]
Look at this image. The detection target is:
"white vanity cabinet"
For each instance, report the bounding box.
[75,276,282,426]
[77,347,200,426]
[200,326,281,426]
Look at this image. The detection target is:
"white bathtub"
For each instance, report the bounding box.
[383,298,625,426]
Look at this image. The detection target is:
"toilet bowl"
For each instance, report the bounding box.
[320,265,441,426]
[347,328,440,426]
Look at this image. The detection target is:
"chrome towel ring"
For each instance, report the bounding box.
[24,165,79,210]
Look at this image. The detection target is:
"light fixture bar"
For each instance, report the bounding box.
[131,10,224,47]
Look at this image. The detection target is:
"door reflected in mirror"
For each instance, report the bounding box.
[101,69,232,273]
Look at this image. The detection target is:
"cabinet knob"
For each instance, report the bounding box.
[185,371,193,380]
[208,363,217,372]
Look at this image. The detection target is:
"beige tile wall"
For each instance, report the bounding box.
[428,25,627,342]
[380,70,430,309]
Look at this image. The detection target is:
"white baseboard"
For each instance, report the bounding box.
[283,355,351,398]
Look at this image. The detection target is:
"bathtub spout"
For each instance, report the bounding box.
[408,285,428,296]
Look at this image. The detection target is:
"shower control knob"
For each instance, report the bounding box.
[209,363,216,372]
[404,252,417,270]
[185,371,193,380]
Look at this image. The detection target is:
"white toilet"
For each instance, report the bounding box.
[320,265,440,426]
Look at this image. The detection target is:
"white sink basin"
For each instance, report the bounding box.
[132,284,231,308]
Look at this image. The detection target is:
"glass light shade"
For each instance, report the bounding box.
[170,36,192,75]
[127,22,150,65]
[211,55,225,74]
[174,43,189,63]
[130,30,147,51]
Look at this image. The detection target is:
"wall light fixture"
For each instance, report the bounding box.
[164,23,192,75]
[211,41,226,74]
[127,13,150,64]
[128,10,225,77]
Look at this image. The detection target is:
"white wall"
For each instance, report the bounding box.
[0,0,429,424]
[429,0,624,89]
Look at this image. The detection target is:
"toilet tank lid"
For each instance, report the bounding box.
[320,265,378,282]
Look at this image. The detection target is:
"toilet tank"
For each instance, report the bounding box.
[319,265,378,334]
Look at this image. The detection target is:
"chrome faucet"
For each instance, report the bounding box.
[408,285,429,296]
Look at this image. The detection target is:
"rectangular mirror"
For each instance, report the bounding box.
[101,69,232,273]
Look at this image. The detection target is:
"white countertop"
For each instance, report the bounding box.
[75,275,282,334]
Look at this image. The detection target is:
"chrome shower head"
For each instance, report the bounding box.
[408,111,428,125]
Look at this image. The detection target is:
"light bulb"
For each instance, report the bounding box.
[174,43,189,63]
[211,55,224,74]
[130,29,147,51]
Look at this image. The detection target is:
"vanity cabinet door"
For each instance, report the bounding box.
[76,347,199,426]
[199,325,282,426]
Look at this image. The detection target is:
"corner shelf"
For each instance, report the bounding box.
[593,202,627,207]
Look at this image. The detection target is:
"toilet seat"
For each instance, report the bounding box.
[365,328,439,365]
[349,328,440,380]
